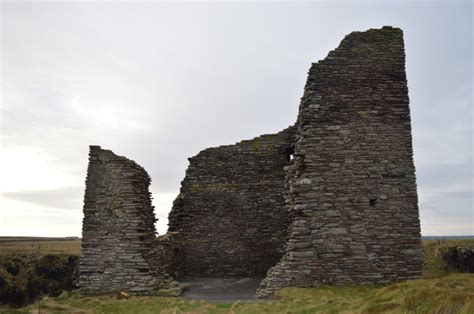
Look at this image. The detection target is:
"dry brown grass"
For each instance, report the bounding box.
[0,237,81,256]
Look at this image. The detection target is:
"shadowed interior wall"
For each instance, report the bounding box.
[79,146,170,295]
[168,127,296,276]
[257,27,422,296]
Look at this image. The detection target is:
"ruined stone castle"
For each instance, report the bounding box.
[79,26,423,297]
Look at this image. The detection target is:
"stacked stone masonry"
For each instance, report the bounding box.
[79,26,423,297]
[168,127,296,276]
[256,26,422,296]
[79,146,174,295]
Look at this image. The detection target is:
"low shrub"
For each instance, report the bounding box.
[0,253,78,307]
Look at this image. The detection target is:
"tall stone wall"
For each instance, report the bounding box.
[79,26,422,298]
[257,26,422,296]
[79,146,171,295]
[168,127,296,276]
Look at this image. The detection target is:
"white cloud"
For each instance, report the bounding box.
[0,147,80,192]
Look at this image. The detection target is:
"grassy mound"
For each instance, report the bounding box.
[423,239,474,278]
[0,253,78,307]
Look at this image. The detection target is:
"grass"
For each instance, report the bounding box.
[1,238,473,313]
[6,274,473,313]
[422,238,474,278]
[0,237,81,256]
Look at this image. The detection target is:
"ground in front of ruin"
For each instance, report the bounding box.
[180,276,265,301]
[2,239,473,313]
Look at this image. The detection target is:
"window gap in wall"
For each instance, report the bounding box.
[369,198,377,207]
[286,146,295,162]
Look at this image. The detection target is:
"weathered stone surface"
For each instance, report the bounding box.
[79,146,174,295]
[257,26,422,297]
[79,26,422,298]
[155,231,185,278]
[168,127,296,276]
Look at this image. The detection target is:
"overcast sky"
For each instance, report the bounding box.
[0,1,472,237]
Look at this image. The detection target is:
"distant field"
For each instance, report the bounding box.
[0,237,81,255]
[2,236,473,258]
[1,236,473,260]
